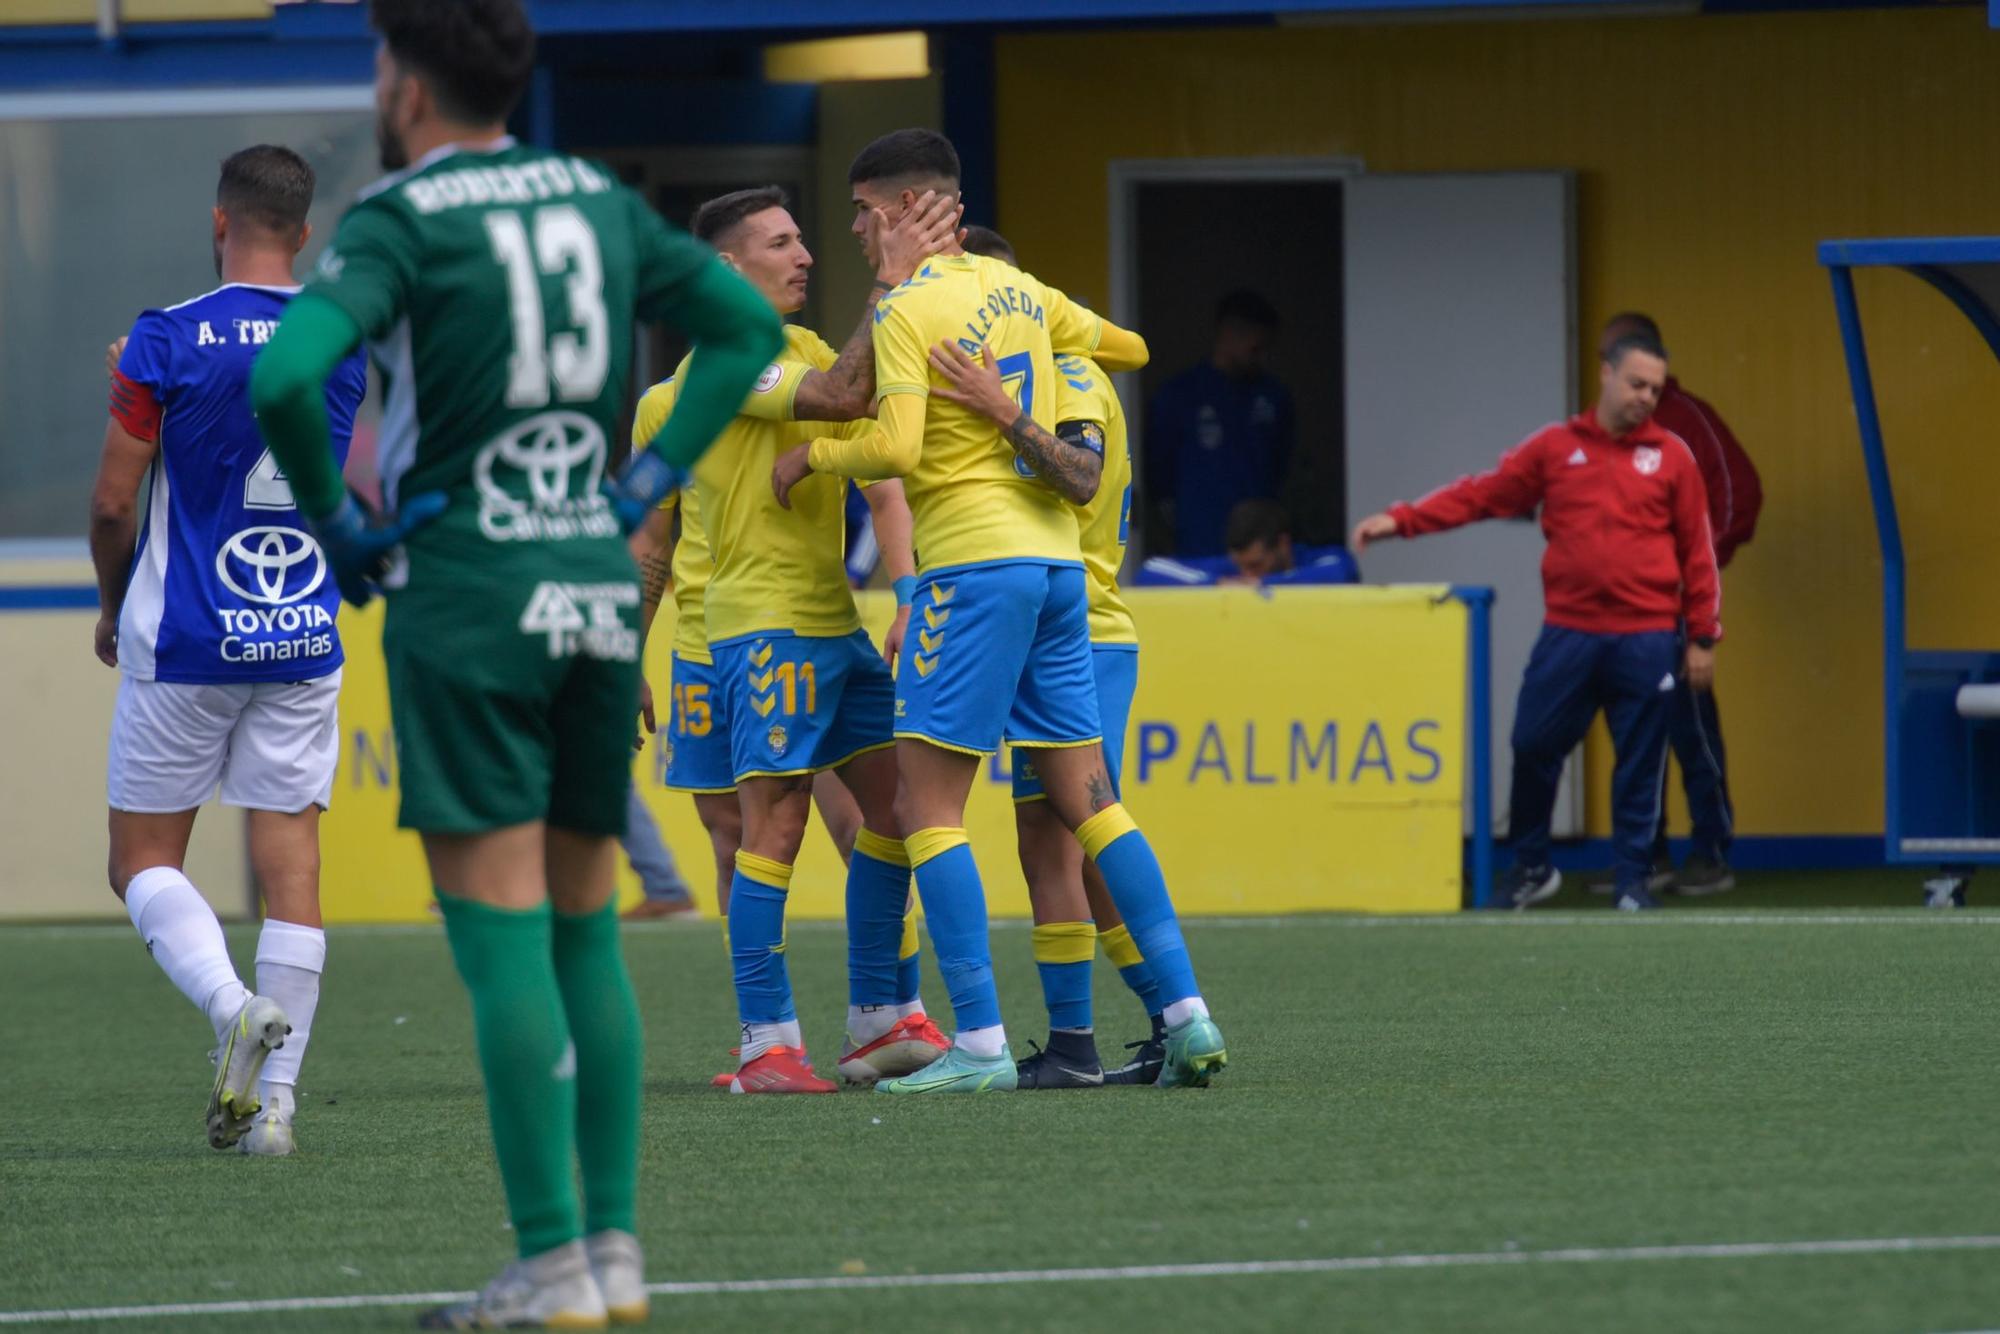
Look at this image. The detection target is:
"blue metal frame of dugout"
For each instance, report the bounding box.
[1821,237,2000,869]
[1452,585,1497,909]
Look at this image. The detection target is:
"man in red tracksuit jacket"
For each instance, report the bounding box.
[1602,313,1760,897]
[1352,328,1722,910]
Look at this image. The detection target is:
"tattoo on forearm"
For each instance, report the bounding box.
[1086,769,1116,813]
[1006,410,1102,504]
[805,283,891,416]
[638,551,671,605]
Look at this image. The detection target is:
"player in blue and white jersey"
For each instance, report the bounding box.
[88,145,367,1156]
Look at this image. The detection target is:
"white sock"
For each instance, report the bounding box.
[1163,996,1210,1028]
[848,1003,899,1046]
[255,918,325,1099]
[261,1083,297,1119]
[893,1000,926,1022]
[125,867,248,1039]
[954,1024,1006,1059]
[740,1020,801,1065]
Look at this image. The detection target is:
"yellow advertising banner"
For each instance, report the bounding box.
[319,584,1468,923]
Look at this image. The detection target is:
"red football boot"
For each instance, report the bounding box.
[836,1013,951,1085]
[728,1045,838,1094]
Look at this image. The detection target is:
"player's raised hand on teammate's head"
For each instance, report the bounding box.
[928,341,1016,428]
[875,190,959,287]
[1349,512,1400,553]
[105,337,127,380]
[772,443,814,510]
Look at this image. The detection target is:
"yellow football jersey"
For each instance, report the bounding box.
[809,253,1105,572]
[634,379,715,663]
[1054,354,1136,646]
[685,324,872,646]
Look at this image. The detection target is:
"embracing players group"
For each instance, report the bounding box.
[87,0,1226,1326]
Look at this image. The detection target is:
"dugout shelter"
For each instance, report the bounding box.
[1822,238,2000,901]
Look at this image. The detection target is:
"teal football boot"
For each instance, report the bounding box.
[1159,1015,1227,1089]
[875,1043,1018,1094]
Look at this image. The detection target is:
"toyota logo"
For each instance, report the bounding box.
[215,526,327,606]
[474,411,606,514]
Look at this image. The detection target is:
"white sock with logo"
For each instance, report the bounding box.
[255,918,325,1109]
[1163,996,1210,1028]
[954,1024,1006,1060]
[848,1004,899,1047]
[740,1020,802,1066]
[125,867,249,1040]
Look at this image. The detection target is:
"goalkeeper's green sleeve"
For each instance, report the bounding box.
[638,259,785,471]
[249,293,364,522]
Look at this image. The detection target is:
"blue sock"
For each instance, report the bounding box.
[846,829,909,1008]
[896,911,922,1007]
[1079,806,1198,1009]
[905,828,1001,1032]
[1099,923,1163,1018]
[728,853,796,1025]
[1032,922,1095,1031]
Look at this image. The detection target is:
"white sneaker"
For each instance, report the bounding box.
[207,996,289,1151]
[584,1229,648,1325]
[239,1105,295,1157]
[417,1239,608,1329]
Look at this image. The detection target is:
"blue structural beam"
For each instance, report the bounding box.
[1821,235,2000,866]
[1450,585,1497,909]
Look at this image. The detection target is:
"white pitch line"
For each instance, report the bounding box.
[8,912,2000,942]
[5,1234,1997,1324]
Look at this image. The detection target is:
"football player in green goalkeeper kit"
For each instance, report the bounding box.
[250,1,782,1327]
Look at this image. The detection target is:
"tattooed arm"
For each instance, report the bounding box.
[788,191,963,422]
[926,339,1102,505]
[628,503,676,743]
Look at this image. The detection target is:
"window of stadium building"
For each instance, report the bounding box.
[0,101,378,543]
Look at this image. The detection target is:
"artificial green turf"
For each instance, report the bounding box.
[3,899,1998,1331]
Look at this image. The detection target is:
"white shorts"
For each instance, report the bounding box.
[107,672,341,815]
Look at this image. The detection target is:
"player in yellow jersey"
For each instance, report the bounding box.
[627,456,890,1088]
[640,186,959,1093]
[777,130,1227,1093]
[939,226,1168,1087]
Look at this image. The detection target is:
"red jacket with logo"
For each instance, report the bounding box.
[1650,377,1761,568]
[1388,412,1723,642]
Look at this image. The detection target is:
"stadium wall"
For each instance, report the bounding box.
[993,6,2000,840]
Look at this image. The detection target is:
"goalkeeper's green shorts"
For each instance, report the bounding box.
[381,563,641,838]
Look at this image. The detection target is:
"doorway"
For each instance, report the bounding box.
[1110,158,1359,557]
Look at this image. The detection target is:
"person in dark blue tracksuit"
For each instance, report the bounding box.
[1143,291,1294,559]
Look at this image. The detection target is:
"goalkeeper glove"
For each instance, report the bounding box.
[603,448,686,536]
[308,488,449,608]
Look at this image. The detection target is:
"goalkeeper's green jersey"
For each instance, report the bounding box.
[305,136,715,584]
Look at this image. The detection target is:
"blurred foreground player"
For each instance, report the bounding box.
[91,145,366,1156]
[1352,329,1722,912]
[249,0,782,1325]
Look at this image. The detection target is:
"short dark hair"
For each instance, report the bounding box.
[1225,498,1292,552]
[691,186,789,248]
[1604,331,1668,366]
[217,145,315,236]
[849,128,961,190]
[1602,310,1662,344]
[1216,289,1279,331]
[959,225,1015,264]
[370,0,535,125]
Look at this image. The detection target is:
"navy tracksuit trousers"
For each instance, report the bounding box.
[1650,678,1735,865]
[1509,625,1680,893]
